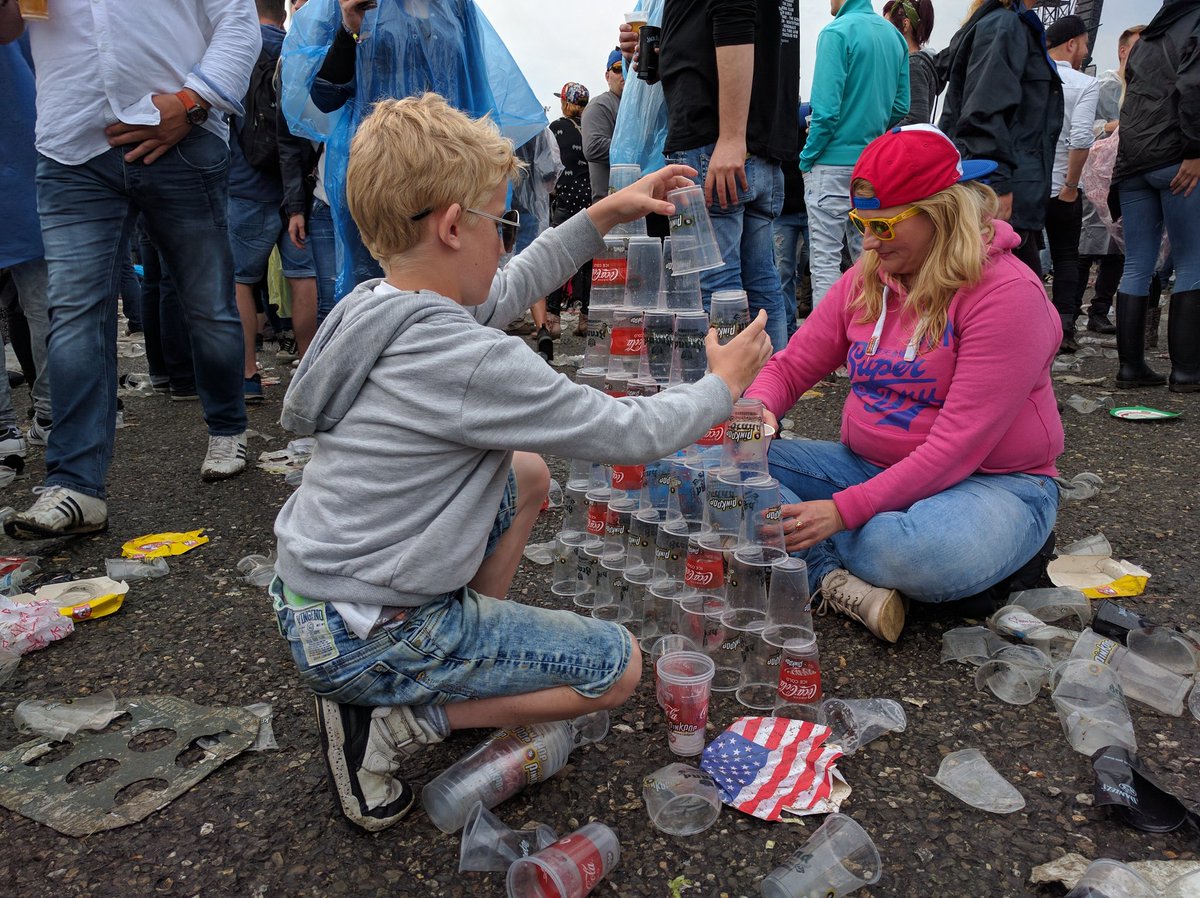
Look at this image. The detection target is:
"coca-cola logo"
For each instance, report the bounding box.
[684,548,723,588]
[698,423,727,445]
[610,326,645,356]
[592,258,628,285]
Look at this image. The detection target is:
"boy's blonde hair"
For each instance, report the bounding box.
[345,93,524,266]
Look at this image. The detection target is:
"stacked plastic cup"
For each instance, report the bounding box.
[666,185,724,275]
[661,237,704,311]
[624,237,663,308]
[656,651,716,756]
[671,311,709,385]
[709,289,750,345]
[607,308,645,378]
[641,310,676,384]
[590,237,629,310]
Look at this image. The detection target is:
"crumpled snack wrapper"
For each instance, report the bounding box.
[121,530,209,559]
[1047,554,1150,599]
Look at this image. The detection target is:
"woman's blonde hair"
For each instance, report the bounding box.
[848,179,998,353]
[561,100,586,119]
[346,93,524,266]
[963,0,1013,23]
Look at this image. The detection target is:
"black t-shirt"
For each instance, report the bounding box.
[549,116,591,220]
[660,0,800,162]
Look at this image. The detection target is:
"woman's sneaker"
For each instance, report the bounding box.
[5,485,108,539]
[818,569,905,643]
[314,698,443,832]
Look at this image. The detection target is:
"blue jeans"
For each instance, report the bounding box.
[773,210,809,338]
[768,440,1059,602]
[1118,163,1200,294]
[804,164,862,308]
[665,146,789,352]
[35,130,246,498]
[136,222,196,394]
[8,258,52,422]
[228,196,317,282]
[309,197,339,323]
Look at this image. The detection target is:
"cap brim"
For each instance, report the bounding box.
[959,159,998,183]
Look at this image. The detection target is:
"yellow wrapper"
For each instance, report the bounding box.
[1046,555,1150,599]
[122,529,209,559]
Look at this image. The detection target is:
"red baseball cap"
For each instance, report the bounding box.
[850,124,998,210]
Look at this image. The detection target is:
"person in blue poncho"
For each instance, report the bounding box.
[279,0,547,306]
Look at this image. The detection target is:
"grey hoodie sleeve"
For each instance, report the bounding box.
[472,210,605,329]
[458,336,734,464]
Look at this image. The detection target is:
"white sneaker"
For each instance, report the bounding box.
[818,569,906,643]
[0,426,27,459]
[25,418,50,447]
[200,432,247,482]
[6,485,108,539]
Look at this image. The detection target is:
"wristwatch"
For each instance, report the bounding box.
[174,90,209,126]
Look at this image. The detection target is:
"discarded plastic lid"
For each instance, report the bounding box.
[1109,406,1181,421]
[926,748,1025,814]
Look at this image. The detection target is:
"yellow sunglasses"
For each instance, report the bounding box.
[849,206,922,240]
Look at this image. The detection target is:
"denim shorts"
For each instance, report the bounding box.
[229,196,316,282]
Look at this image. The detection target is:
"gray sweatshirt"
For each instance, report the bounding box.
[273,211,732,627]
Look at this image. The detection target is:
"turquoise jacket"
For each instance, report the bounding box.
[799,0,910,171]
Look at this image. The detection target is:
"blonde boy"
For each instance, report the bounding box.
[271,93,772,831]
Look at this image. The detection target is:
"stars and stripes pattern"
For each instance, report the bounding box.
[700,716,844,821]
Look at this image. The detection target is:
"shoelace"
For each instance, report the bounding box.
[206,436,242,462]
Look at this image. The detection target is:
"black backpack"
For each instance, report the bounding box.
[239,47,281,171]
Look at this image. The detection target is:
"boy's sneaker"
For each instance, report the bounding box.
[276,334,298,364]
[244,373,264,404]
[200,432,247,482]
[0,426,27,459]
[314,698,444,832]
[818,569,905,644]
[535,326,554,362]
[5,485,108,539]
[26,417,51,447]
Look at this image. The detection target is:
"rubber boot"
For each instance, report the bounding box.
[1115,292,1166,388]
[1168,289,1200,393]
[1058,313,1078,354]
[1145,274,1162,349]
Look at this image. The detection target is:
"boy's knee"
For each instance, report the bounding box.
[513,451,550,509]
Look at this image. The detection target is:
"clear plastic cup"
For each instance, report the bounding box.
[759,813,882,898]
[721,398,769,475]
[609,163,641,192]
[709,289,750,345]
[642,763,721,837]
[458,802,557,873]
[722,546,775,632]
[704,468,744,536]
[680,531,730,617]
[940,625,1009,665]
[610,463,645,497]
[600,496,640,569]
[761,557,813,647]
[1127,626,1200,677]
[590,238,629,310]
[624,237,663,308]
[738,476,788,562]
[1063,858,1157,898]
[705,625,746,693]
[821,697,907,755]
[656,650,716,756]
[592,563,638,625]
[625,509,660,579]
[607,308,645,378]
[974,644,1051,705]
[580,308,615,373]
[649,633,699,673]
[573,545,601,610]
[735,636,780,710]
[637,456,684,522]
[670,310,709,385]
[1051,658,1138,756]
[641,310,676,383]
[927,748,1026,814]
[666,185,724,275]
[651,518,693,595]
[773,634,823,721]
[661,237,704,311]
[639,582,678,651]
[551,537,587,597]
[668,456,709,527]
[506,822,621,898]
[1009,587,1093,628]
[1070,627,1192,716]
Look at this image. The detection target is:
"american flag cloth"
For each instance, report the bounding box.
[700,716,844,821]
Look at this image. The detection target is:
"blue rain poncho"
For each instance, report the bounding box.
[280,0,546,296]
[609,0,669,175]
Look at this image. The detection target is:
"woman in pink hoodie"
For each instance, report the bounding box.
[745,125,1063,643]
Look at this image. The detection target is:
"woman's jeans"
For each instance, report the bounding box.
[309,197,340,323]
[1118,162,1200,294]
[768,440,1059,602]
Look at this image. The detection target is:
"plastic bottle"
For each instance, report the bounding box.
[422,711,610,834]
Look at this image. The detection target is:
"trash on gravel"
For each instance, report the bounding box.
[548,354,584,368]
[1051,659,1138,756]
[115,342,146,359]
[243,702,279,752]
[1092,746,1199,833]
[1031,852,1200,895]
[0,695,259,837]
[1055,374,1107,385]
[14,689,121,740]
[506,821,620,898]
[820,698,907,754]
[1110,405,1181,421]
[105,557,169,581]
[974,645,1052,705]
[1054,472,1118,502]
[237,552,277,587]
[1064,394,1115,415]
[701,717,848,821]
[458,801,557,873]
[1126,626,1200,677]
[940,626,1009,665]
[522,540,556,565]
[257,438,316,476]
[0,556,40,596]
[1009,587,1093,628]
[0,647,19,686]
[546,477,563,509]
[642,762,721,836]
[0,596,74,657]
[121,529,209,559]
[10,576,130,622]
[988,606,1078,660]
[1071,628,1191,716]
[926,748,1025,814]
[759,813,882,898]
[1049,555,1149,599]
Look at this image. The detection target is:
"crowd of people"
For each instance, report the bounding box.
[0,0,1195,833]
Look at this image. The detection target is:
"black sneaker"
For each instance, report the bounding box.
[315,698,442,832]
[535,326,554,362]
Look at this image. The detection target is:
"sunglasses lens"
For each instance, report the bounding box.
[871,221,894,240]
[850,215,866,237]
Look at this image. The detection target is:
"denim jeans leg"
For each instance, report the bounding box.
[1145,164,1200,291]
[309,197,339,323]
[1117,173,1163,295]
[119,254,143,331]
[773,214,804,337]
[804,164,854,308]
[36,150,136,497]
[9,258,52,422]
[740,158,788,352]
[140,234,196,394]
[134,130,246,436]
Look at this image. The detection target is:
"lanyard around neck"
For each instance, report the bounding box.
[865,287,920,362]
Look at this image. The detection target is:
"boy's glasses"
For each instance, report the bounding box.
[848,206,922,240]
[411,206,521,253]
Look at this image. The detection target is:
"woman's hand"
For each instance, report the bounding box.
[781,500,844,550]
[586,164,698,235]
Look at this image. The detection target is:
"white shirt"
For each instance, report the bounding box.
[1051,59,1100,195]
[25,0,261,166]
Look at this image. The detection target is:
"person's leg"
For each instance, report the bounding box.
[118,253,143,335]
[1044,195,1082,351]
[229,197,275,380]
[774,213,802,333]
[156,255,199,396]
[136,225,168,387]
[1147,163,1200,389]
[1115,173,1166,387]
[308,197,340,324]
[278,211,319,359]
[4,277,36,390]
[741,156,788,352]
[1011,228,1044,278]
[9,258,53,425]
[1089,254,1121,332]
[469,452,550,599]
[804,164,854,308]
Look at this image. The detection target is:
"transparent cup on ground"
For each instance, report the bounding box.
[940,626,1009,665]
[617,572,651,639]
[1070,627,1192,716]
[666,185,724,275]
[590,238,629,309]
[670,310,709,385]
[1050,658,1138,756]
[675,603,738,691]
[580,308,615,371]
[661,236,704,311]
[458,802,557,873]
[623,237,664,308]
[738,476,788,561]
[975,644,1052,705]
[651,518,693,596]
[709,289,750,345]
[821,698,908,755]
[600,496,640,569]
[640,581,679,651]
[722,545,775,632]
[641,311,676,383]
[551,537,589,597]
[761,557,813,647]
[735,636,780,710]
[721,398,769,476]
[656,651,716,756]
[506,822,621,898]
[1063,859,1157,898]
[607,308,646,378]
[642,763,722,837]
[759,813,882,898]
[1127,626,1200,677]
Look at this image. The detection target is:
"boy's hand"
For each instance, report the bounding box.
[586,164,698,235]
[705,310,774,402]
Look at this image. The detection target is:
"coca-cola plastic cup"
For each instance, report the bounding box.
[709,289,750,345]
[773,633,823,721]
[721,546,774,632]
[679,531,730,617]
[506,822,621,898]
[590,238,629,310]
[735,635,780,710]
[607,308,646,378]
[670,310,709,385]
[656,650,715,755]
[759,813,882,898]
[661,237,704,311]
[665,185,724,276]
[610,462,645,497]
[624,237,663,309]
[761,557,813,647]
[642,763,722,837]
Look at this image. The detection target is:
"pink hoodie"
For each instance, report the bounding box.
[745,220,1064,531]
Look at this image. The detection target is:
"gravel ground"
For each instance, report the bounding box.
[0,313,1195,898]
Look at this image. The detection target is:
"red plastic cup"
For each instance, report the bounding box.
[506,823,621,898]
[655,650,716,756]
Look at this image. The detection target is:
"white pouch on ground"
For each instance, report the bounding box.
[926,749,1025,814]
[14,689,121,740]
[244,703,279,751]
